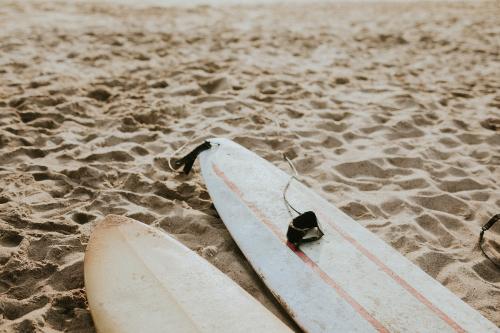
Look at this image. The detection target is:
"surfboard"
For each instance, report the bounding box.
[84,215,293,333]
[199,138,499,333]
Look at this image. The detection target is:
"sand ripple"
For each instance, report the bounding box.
[0,1,499,331]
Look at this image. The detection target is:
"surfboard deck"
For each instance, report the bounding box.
[84,215,293,333]
[199,138,498,333]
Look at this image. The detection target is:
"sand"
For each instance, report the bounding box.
[0,0,499,332]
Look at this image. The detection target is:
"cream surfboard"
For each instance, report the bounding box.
[199,138,499,333]
[84,215,293,333]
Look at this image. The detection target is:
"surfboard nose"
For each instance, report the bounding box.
[206,137,234,146]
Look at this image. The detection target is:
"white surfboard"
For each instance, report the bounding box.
[199,138,499,333]
[84,215,293,333]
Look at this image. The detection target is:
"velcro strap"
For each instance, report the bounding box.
[286,211,324,247]
[478,214,499,269]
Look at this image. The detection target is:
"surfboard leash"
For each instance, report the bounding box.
[282,154,324,248]
[283,154,302,216]
[172,141,212,174]
[174,139,325,248]
[479,214,500,269]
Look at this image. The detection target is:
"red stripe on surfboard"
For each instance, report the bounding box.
[287,242,390,333]
[213,164,389,333]
[212,163,467,333]
[313,210,466,333]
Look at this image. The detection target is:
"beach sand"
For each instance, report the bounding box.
[0,1,499,332]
